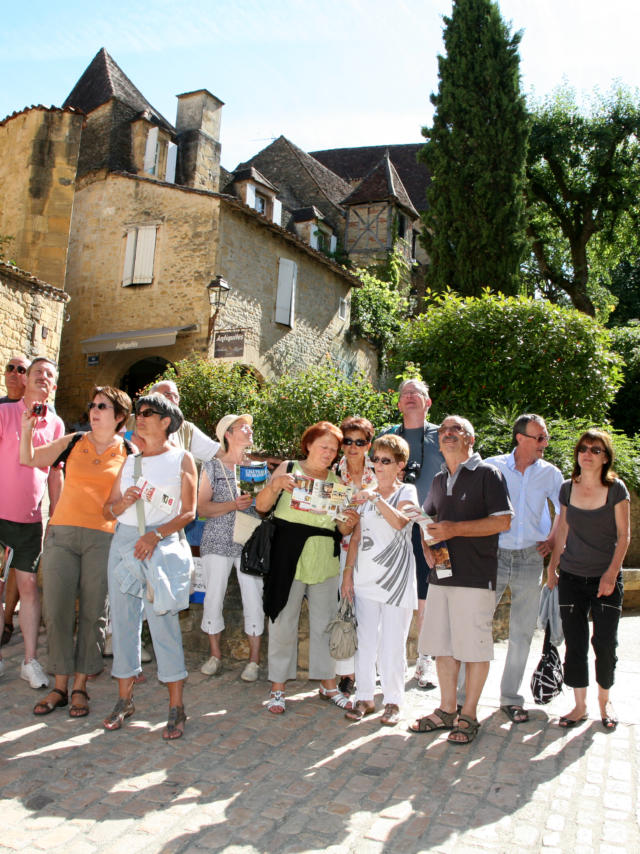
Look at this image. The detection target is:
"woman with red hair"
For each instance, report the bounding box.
[256,421,358,714]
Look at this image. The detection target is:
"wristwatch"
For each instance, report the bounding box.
[370,493,380,505]
[153,529,164,541]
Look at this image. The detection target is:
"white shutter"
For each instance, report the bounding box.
[132,226,157,284]
[275,258,297,326]
[309,228,318,249]
[122,229,137,286]
[330,234,337,253]
[165,142,177,183]
[143,126,159,174]
[272,198,282,226]
[245,183,256,208]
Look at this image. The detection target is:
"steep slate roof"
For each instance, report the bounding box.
[235,136,352,230]
[341,151,418,217]
[63,48,175,133]
[310,143,430,212]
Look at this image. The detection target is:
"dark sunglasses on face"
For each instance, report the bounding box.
[371,455,395,465]
[343,438,368,447]
[88,402,113,411]
[520,432,549,443]
[136,408,162,418]
[578,444,605,455]
[6,364,27,374]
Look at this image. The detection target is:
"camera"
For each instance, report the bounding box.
[31,403,46,417]
[403,460,422,484]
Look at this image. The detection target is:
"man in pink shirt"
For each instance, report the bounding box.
[0,357,64,686]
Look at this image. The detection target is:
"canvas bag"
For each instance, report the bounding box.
[219,461,260,545]
[325,597,358,660]
[530,622,564,705]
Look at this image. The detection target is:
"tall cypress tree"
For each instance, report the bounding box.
[420,0,529,296]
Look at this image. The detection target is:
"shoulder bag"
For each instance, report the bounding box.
[530,622,563,705]
[325,596,358,660]
[240,461,293,577]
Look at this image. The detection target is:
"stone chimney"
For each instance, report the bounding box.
[175,89,224,192]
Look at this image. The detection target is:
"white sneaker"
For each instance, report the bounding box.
[201,655,221,676]
[241,661,259,682]
[417,656,436,690]
[21,658,49,689]
[141,644,153,663]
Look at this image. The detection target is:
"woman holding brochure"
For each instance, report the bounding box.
[256,421,358,714]
[102,393,196,739]
[341,434,417,726]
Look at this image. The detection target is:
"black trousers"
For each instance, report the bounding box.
[558,569,623,690]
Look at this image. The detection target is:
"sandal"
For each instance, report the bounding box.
[33,688,68,716]
[501,704,529,724]
[409,707,457,733]
[381,703,400,726]
[103,697,135,731]
[318,685,353,710]
[267,690,286,714]
[447,713,480,745]
[345,700,375,721]
[558,714,588,728]
[601,702,618,731]
[163,705,186,740]
[69,689,90,718]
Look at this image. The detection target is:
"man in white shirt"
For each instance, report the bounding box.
[150,381,220,462]
[485,414,563,723]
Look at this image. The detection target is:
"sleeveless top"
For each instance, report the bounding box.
[118,447,185,527]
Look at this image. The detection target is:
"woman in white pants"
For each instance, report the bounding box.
[342,434,417,726]
[198,413,263,682]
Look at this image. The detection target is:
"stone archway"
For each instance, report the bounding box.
[119,356,173,400]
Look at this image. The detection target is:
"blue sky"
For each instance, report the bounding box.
[1,0,638,169]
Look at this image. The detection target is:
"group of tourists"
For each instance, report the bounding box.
[0,361,630,744]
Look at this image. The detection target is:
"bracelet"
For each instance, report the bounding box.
[107,503,117,519]
[344,565,355,572]
[153,529,164,541]
[371,493,380,505]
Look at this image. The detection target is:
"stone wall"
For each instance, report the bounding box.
[0,107,83,289]
[345,201,391,264]
[0,262,69,386]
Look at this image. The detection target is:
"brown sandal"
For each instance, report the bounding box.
[345,700,375,721]
[381,703,400,726]
[69,689,90,718]
[163,705,186,740]
[409,707,457,733]
[103,697,135,730]
[33,688,68,716]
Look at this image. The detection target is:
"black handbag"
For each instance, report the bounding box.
[530,622,564,705]
[240,517,276,577]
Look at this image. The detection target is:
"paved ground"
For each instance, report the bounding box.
[1,614,639,854]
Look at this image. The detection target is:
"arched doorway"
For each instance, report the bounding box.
[120,357,172,400]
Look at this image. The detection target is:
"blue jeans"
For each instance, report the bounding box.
[496,545,543,707]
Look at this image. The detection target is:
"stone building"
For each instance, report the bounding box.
[0,48,374,425]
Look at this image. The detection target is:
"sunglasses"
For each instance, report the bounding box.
[371,455,395,465]
[577,445,605,456]
[6,364,27,374]
[342,438,368,447]
[438,424,465,434]
[88,402,113,411]
[136,408,163,418]
[519,432,549,443]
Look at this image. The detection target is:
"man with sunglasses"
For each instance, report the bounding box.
[380,379,444,689]
[482,414,563,724]
[0,357,64,685]
[1,356,30,404]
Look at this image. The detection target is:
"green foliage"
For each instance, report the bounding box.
[526,86,640,316]
[157,358,397,459]
[420,0,530,297]
[349,267,408,368]
[473,405,640,491]
[605,257,640,326]
[388,290,623,422]
[607,323,640,435]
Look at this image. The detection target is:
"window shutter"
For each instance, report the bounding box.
[339,297,348,321]
[275,258,297,326]
[143,127,159,174]
[330,234,337,253]
[309,228,318,249]
[165,142,177,183]
[245,184,256,208]
[122,229,137,286]
[132,226,157,284]
[272,198,282,226]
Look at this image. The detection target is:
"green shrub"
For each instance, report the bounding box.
[608,323,640,435]
[389,290,623,422]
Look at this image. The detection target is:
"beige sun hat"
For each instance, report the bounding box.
[215,413,253,444]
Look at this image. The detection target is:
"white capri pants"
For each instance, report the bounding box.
[200,553,264,637]
[354,595,413,707]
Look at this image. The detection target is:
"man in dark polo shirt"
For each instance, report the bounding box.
[409,415,513,744]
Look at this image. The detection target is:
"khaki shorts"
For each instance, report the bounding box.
[419,583,495,662]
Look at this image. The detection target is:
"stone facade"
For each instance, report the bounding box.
[0,107,83,289]
[0,261,70,382]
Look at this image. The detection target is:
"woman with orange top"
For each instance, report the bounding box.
[19,386,133,718]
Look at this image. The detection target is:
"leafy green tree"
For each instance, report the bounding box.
[388,290,623,422]
[605,257,640,326]
[607,323,640,435]
[526,87,640,317]
[420,0,529,297]
[349,266,408,369]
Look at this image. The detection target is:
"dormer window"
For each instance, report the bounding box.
[255,193,267,215]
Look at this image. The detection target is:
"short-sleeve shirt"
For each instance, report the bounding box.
[354,483,418,609]
[424,455,513,590]
[0,400,65,523]
[558,478,630,578]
